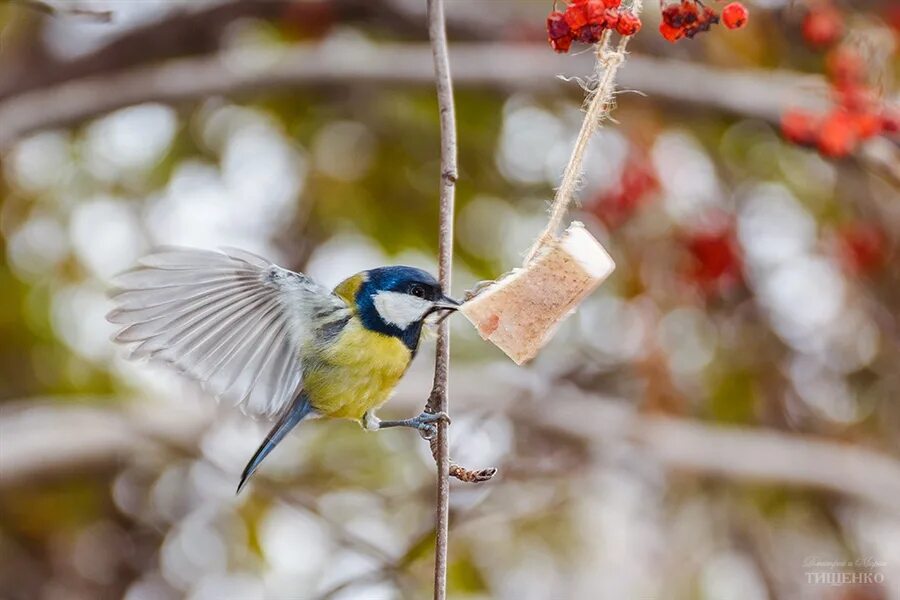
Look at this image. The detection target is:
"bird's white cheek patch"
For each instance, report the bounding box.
[373,291,431,329]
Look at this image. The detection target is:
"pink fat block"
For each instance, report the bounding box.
[460,222,615,365]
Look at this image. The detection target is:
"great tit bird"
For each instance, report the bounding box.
[107,247,459,493]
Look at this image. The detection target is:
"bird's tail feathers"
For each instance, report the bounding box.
[237,392,312,494]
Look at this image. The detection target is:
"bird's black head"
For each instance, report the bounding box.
[344,266,459,352]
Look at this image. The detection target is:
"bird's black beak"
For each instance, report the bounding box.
[426,295,461,322]
[433,295,460,312]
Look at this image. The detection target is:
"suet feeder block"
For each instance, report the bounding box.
[460,222,615,365]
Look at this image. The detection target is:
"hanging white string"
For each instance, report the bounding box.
[524,0,645,264]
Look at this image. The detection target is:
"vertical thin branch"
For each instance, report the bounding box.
[426,0,456,598]
[422,0,645,593]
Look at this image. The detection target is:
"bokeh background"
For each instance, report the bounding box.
[1,1,899,599]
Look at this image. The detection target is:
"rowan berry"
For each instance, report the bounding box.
[835,222,886,275]
[881,110,899,134]
[721,2,748,30]
[586,0,607,22]
[851,112,882,140]
[663,2,692,28]
[817,111,859,157]
[603,8,619,30]
[547,11,574,53]
[684,223,743,293]
[578,23,606,44]
[780,110,819,147]
[825,48,864,86]
[802,6,844,48]
[564,3,590,30]
[836,84,875,114]
[659,21,684,42]
[616,11,642,36]
[587,149,658,229]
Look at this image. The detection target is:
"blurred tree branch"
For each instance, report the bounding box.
[8,0,112,22]
[534,386,900,516]
[4,377,900,514]
[0,0,362,100]
[0,0,280,99]
[0,0,519,102]
[0,41,827,149]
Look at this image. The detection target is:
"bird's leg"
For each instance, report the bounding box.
[375,410,451,439]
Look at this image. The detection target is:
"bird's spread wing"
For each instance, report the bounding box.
[107,247,348,418]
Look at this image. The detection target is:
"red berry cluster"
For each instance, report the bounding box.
[587,150,658,229]
[658,0,748,43]
[547,0,643,53]
[683,221,743,294]
[780,4,899,158]
[833,221,887,276]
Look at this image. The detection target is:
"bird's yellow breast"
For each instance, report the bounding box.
[302,317,412,421]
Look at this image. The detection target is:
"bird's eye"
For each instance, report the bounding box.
[410,284,426,298]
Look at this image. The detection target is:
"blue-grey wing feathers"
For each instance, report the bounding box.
[107,247,345,418]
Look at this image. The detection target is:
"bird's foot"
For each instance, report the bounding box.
[378,411,451,439]
[414,411,451,440]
